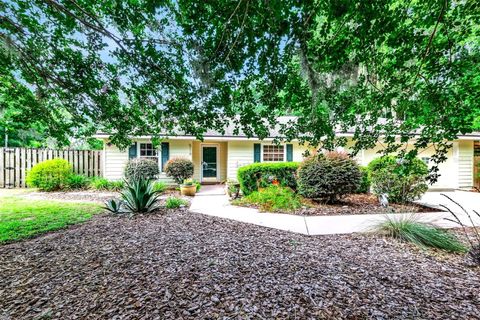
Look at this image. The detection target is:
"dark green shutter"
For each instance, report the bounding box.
[128,142,137,159]
[253,143,261,163]
[286,144,293,162]
[161,142,169,170]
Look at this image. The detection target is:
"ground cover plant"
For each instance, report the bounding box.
[369,156,429,203]
[233,186,304,213]
[374,215,468,253]
[297,151,361,203]
[90,177,124,191]
[237,162,299,195]
[0,197,102,243]
[65,174,90,190]
[165,197,188,209]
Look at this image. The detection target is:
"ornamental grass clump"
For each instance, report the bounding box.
[440,194,480,264]
[375,215,467,253]
[297,151,361,203]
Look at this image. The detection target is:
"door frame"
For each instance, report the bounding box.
[200,143,220,182]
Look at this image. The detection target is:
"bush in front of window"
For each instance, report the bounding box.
[124,158,159,182]
[164,158,194,184]
[237,162,299,196]
[368,155,429,203]
[297,151,361,203]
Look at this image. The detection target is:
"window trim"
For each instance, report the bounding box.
[137,142,161,171]
[260,143,287,162]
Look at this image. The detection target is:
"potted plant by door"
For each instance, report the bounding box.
[180,178,197,196]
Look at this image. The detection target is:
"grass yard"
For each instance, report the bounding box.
[0,197,102,243]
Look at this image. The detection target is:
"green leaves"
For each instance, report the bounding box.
[1,0,479,176]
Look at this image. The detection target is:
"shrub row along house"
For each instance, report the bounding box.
[94,117,480,190]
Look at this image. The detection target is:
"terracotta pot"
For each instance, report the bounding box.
[180,184,196,196]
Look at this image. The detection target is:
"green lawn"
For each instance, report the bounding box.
[0,197,103,243]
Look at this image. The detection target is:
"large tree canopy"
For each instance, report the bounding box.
[1,0,479,177]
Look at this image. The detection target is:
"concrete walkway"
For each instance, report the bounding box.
[190,185,480,236]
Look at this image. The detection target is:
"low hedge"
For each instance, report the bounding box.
[237,162,299,196]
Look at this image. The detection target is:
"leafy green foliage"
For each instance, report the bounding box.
[65,174,90,190]
[369,156,429,203]
[237,162,299,196]
[152,181,167,193]
[1,0,478,173]
[26,159,72,191]
[233,186,304,213]
[89,177,124,191]
[376,215,468,253]
[104,198,123,214]
[124,158,159,182]
[297,152,361,203]
[165,197,188,209]
[164,158,194,184]
[0,197,101,243]
[356,166,371,194]
[121,178,162,215]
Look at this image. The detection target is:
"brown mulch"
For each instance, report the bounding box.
[22,189,185,204]
[298,194,437,216]
[1,211,479,319]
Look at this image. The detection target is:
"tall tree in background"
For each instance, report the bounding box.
[1,0,479,178]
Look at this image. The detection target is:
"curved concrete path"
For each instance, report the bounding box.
[190,186,480,236]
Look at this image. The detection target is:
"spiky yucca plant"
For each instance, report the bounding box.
[122,178,162,215]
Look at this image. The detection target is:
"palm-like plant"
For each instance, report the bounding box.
[122,178,162,215]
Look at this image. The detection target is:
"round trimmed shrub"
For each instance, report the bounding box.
[297,151,361,203]
[26,159,72,191]
[164,158,194,184]
[124,158,159,181]
[368,155,429,203]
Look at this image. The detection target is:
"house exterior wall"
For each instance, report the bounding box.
[102,137,475,190]
[226,141,306,180]
[458,140,474,188]
[103,144,129,180]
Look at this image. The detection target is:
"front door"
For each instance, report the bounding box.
[202,146,217,180]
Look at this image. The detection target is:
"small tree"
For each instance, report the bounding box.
[164,158,194,184]
[297,151,361,203]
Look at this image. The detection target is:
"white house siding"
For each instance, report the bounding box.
[458,140,474,188]
[102,137,475,190]
[226,141,306,180]
[103,144,129,180]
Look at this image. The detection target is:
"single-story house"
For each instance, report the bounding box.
[94,117,480,190]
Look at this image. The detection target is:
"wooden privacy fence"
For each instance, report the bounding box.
[475,156,480,189]
[0,148,103,188]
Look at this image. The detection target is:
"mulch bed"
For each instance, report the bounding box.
[298,194,437,216]
[1,211,479,319]
[22,189,186,204]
